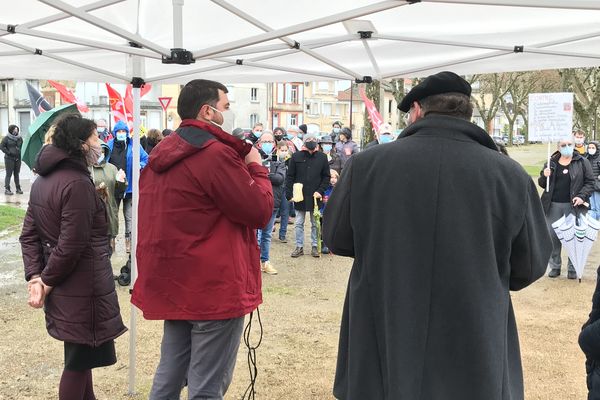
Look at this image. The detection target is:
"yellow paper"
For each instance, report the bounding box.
[292,183,304,202]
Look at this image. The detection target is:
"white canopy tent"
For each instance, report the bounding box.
[3,0,600,394]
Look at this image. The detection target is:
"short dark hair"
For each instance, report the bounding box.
[177,79,228,120]
[52,114,95,159]
[419,92,473,120]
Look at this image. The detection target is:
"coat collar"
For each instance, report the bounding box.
[401,114,498,151]
[179,119,252,158]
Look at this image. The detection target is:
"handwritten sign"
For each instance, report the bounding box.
[528,93,573,142]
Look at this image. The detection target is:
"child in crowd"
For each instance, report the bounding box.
[320,169,339,254]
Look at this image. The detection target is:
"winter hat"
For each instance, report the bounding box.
[303,133,318,142]
[340,127,352,140]
[112,120,130,134]
[319,135,333,144]
[398,71,471,112]
[299,124,308,134]
[8,124,18,135]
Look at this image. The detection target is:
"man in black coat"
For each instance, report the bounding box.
[323,71,552,400]
[1,124,23,195]
[286,133,330,258]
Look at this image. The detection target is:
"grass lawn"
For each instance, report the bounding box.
[0,205,25,232]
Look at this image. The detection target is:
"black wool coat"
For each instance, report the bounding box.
[538,151,595,214]
[323,115,552,400]
[580,267,600,400]
[285,149,330,212]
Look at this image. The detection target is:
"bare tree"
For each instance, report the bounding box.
[468,73,514,137]
[362,79,380,146]
[559,67,600,140]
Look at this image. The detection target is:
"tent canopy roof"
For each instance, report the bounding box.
[2,0,600,84]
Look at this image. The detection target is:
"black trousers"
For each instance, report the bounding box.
[4,156,21,191]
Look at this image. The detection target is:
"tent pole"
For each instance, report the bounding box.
[423,0,600,11]
[362,40,381,79]
[210,0,363,79]
[349,81,353,129]
[127,52,144,395]
[192,0,405,59]
[0,37,129,82]
[129,80,142,396]
[4,25,161,59]
[38,0,171,57]
[0,0,124,39]
[213,58,349,80]
[173,0,184,48]
[216,34,357,58]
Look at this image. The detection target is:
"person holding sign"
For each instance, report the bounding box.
[539,136,595,278]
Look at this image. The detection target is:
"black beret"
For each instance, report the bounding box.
[398,71,471,112]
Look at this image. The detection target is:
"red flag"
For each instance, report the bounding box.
[47,80,89,112]
[359,87,383,133]
[105,83,128,125]
[124,83,152,128]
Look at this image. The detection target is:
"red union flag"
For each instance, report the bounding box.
[124,83,153,127]
[48,80,89,112]
[359,87,383,133]
[105,83,128,125]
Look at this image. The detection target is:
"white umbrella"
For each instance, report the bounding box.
[552,213,600,281]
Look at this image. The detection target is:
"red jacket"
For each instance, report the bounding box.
[131,120,273,320]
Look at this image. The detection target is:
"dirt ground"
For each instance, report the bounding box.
[0,144,596,399]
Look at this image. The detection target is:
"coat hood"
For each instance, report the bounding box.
[34,144,88,176]
[113,120,130,134]
[149,119,253,173]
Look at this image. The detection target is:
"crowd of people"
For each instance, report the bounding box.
[10,73,600,400]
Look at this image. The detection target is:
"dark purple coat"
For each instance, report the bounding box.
[20,145,127,347]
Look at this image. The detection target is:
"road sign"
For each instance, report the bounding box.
[158,97,172,111]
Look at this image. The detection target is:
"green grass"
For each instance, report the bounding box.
[0,205,26,231]
[523,165,543,178]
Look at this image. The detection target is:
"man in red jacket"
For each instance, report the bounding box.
[131,79,273,399]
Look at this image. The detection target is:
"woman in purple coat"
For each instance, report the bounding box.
[20,114,127,400]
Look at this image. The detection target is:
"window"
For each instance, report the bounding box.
[277,84,284,103]
[277,83,301,104]
[289,113,298,126]
[250,113,259,127]
[472,116,484,129]
[272,112,279,128]
[323,103,332,116]
[388,100,393,114]
[250,88,258,101]
[307,101,319,115]
[317,81,329,92]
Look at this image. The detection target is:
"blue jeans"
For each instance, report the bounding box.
[295,211,318,248]
[278,198,291,239]
[590,191,600,220]
[258,208,278,262]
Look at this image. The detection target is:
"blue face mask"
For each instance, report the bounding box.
[261,143,274,154]
[333,127,340,134]
[297,133,303,140]
[322,144,332,153]
[559,144,574,157]
[116,131,128,141]
[379,135,393,144]
[253,131,262,138]
[97,153,105,164]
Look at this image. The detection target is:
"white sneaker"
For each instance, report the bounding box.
[261,261,278,275]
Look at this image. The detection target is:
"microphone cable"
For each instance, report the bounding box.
[241,307,263,400]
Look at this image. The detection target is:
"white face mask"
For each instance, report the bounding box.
[575,137,585,145]
[209,106,235,135]
[589,148,597,155]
